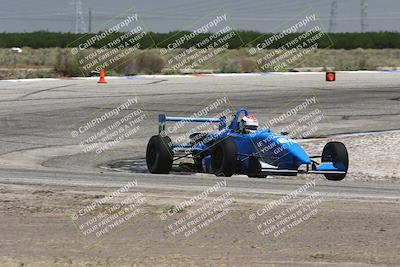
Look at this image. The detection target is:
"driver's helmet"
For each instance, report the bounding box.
[239,115,259,133]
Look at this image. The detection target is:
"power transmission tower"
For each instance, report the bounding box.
[88,8,92,33]
[74,0,86,33]
[328,0,338,32]
[360,0,368,32]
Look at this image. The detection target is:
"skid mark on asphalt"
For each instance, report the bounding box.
[146,79,168,84]
[17,84,76,100]
[304,128,400,139]
[0,94,138,102]
[324,113,400,118]
[0,138,51,147]
[0,144,55,157]
[0,88,311,103]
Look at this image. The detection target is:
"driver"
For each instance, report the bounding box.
[238,115,259,134]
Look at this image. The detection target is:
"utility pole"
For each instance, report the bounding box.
[88,8,92,33]
[361,0,368,32]
[328,0,338,32]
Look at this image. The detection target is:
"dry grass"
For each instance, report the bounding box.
[0,48,400,79]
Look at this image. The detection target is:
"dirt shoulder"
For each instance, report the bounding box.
[0,183,399,267]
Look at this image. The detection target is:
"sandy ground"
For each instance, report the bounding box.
[0,183,399,267]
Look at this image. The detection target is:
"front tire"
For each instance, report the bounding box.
[247,157,267,178]
[322,141,348,181]
[146,135,173,174]
[211,139,237,177]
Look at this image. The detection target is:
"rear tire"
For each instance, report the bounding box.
[146,135,173,174]
[211,139,237,177]
[321,141,348,181]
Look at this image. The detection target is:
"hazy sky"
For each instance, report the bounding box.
[0,0,399,33]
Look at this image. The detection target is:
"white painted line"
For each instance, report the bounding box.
[1,70,399,82]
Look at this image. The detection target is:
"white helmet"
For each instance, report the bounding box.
[240,115,259,133]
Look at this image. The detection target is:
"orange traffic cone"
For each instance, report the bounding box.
[98,68,107,84]
[326,71,336,82]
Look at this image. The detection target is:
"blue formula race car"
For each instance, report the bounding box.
[146,108,348,180]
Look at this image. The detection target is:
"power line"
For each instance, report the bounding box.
[1,14,399,23]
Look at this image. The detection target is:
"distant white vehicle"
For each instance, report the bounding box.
[11,47,22,53]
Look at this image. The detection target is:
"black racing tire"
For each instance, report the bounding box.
[247,157,267,178]
[146,135,173,174]
[211,139,237,177]
[321,141,348,181]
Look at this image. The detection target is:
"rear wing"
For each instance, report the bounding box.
[158,114,226,134]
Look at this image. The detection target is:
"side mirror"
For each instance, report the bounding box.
[280,131,289,136]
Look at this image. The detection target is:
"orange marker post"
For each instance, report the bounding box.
[98,68,107,84]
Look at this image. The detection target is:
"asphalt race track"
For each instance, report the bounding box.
[0,72,399,196]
